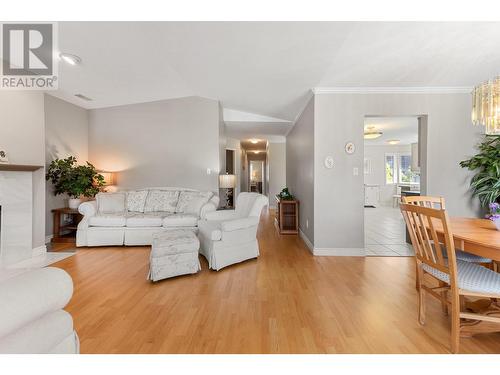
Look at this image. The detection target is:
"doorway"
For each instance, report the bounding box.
[363,115,425,256]
[249,160,264,194]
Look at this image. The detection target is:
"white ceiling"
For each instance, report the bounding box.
[49,22,500,136]
[364,116,418,146]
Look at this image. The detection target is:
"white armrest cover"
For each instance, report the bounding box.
[221,217,259,232]
[200,202,217,219]
[78,200,97,217]
[0,267,73,339]
[204,209,239,221]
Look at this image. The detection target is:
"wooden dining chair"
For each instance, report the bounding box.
[400,202,500,353]
[402,196,493,266]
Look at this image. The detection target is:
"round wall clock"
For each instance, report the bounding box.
[345,142,355,154]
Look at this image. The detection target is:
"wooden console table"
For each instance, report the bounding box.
[275,196,299,234]
[51,208,82,243]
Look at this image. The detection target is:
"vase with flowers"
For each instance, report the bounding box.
[487,202,500,231]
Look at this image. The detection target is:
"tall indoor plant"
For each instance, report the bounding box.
[46,156,105,209]
[460,135,500,227]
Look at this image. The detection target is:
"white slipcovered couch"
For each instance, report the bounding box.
[77,187,219,247]
[198,192,268,271]
[0,267,79,354]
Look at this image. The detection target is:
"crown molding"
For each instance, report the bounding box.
[312,86,472,94]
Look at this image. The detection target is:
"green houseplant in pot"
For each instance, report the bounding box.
[460,135,500,229]
[46,156,105,209]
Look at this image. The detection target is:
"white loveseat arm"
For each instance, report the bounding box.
[78,200,97,218]
[221,217,259,232]
[204,209,239,221]
[0,268,73,339]
[199,195,220,219]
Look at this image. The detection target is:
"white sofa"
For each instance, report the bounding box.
[77,187,219,247]
[0,267,79,354]
[198,192,268,271]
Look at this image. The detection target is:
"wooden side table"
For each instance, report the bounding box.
[51,208,82,243]
[275,196,299,234]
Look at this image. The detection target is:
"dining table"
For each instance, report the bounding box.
[428,216,500,337]
[444,217,500,262]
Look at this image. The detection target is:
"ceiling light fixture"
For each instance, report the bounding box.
[250,139,259,144]
[472,76,500,135]
[386,139,400,145]
[364,126,383,140]
[59,53,82,66]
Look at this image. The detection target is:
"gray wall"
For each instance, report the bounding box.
[0,91,46,250]
[44,94,89,237]
[268,142,286,208]
[314,93,482,252]
[286,96,314,243]
[89,96,222,192]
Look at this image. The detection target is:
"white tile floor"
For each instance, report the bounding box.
[364,206,414,257]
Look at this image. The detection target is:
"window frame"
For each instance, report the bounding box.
[385,152,420,185]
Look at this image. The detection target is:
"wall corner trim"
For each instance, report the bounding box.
[312,87,472,95]
[32,245,47,257]
[299,229,314,254]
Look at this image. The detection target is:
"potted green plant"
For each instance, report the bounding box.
[460,135,500,208]
[46,156,105,209]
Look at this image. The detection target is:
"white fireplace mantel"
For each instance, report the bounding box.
[0,166,43,266]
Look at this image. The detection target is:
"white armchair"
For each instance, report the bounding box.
[198,192,268,271]
[0,267,79,354]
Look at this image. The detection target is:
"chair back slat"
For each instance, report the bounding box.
[402,195,445,209]
[400,202,458,290]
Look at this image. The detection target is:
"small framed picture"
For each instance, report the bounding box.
[0,149,8,163]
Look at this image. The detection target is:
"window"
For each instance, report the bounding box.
[385,153,420,185]
[385,154,395,184]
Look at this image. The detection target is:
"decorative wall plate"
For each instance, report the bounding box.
[345,142,355,154]
[324,156,334,169]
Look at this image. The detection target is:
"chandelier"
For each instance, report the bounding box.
[471,76,500,135]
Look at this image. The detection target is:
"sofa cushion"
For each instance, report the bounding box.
[162,213,198,227]
[96,192,126,214]
[175,191,213,215]
[89,214,126,227]
[198,220,223,241]
[126,190,148,212]
[125,212,167,227]
[144,190,179,213]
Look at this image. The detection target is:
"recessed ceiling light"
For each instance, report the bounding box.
[364,126,383,140]
[386,139,400,145]
[59,53,82,66]
[250,139,259,144]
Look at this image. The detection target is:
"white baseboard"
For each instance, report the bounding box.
[32,245,47,257]
[299,229,314,254]
[313,247,366,256]
[299,229,365,256]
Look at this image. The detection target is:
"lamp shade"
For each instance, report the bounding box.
[219,174,236,188]
[99,171,115,186]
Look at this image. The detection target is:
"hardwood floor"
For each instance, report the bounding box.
[52,210,500,354]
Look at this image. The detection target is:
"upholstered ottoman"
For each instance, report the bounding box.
[147,230,201,282]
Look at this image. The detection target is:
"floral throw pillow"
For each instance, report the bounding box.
[144,190,179,213]
[175,191,213,215]
[126,190,148,212]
